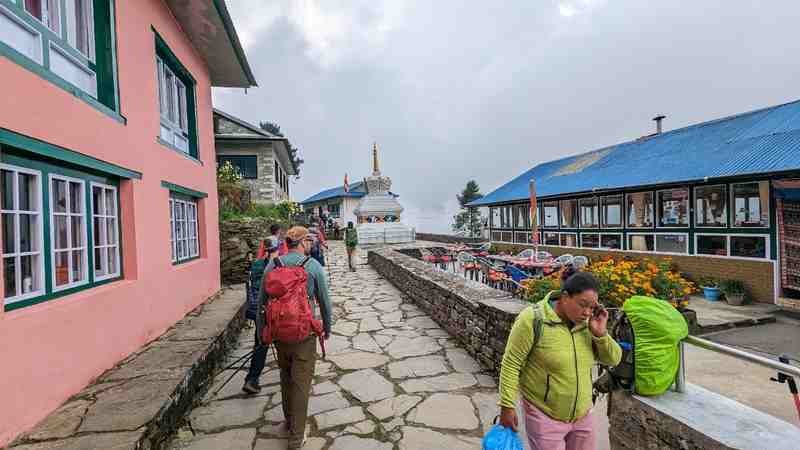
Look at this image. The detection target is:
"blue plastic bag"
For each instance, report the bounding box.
[482,424,523,450]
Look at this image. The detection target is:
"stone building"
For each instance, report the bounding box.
[214,109,297,204]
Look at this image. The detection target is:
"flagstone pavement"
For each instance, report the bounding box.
[168,242,518,450]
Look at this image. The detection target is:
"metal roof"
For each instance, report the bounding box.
[470,99,800,207]
[301,182,367,205]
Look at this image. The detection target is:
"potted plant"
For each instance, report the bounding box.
[720,279,746,306]
[700,277,722,301]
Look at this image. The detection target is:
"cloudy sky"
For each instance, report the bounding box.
[213,0,800,233]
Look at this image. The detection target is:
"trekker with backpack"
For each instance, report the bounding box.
[308,220,328,266]
[497,269,622,450]
[257,226,332,449]
[344,221,358,272]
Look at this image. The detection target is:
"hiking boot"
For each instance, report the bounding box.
[241,379,261,394]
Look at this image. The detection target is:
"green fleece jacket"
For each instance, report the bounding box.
[499,292,622,422]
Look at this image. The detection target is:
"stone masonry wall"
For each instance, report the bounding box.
[368,247,527,372]
[219,218,273,284]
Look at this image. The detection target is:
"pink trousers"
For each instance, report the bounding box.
[522,398,595,450]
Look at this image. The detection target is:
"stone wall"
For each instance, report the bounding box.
[219,218,273,284]
[368,247,527,372]
[415,233,483,244]
[491,243,776,304]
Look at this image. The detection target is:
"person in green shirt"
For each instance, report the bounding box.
[344,221,358,272]
[498,269,621,450]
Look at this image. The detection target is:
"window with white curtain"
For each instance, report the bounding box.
[50,175,87,290]
[91,183,119,280]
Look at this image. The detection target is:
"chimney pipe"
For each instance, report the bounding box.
[653,115,666,134]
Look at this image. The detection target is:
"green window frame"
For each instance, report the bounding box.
[0,0,121,119]
[1,146,123,311]
[154,30,199,160]
[162,181,205,265]
[218,155,257,179]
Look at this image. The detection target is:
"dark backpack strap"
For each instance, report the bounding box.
[301,256,313,267]
[272,257,283,268]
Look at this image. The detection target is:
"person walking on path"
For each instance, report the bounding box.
[257,226,332,449]
[497,270,621,450]
[344,221,358,272]
[308,220,328,266]
[267,223,288,256]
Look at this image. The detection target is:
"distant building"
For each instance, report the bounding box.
[470,100,800,309]
[301,181,369,226]
[214,109,297,204]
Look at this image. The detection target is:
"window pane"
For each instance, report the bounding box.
[658,189,689,226]
[92,186,103,215]
[514,232,530,245]
[730,236,767,258]
[19,214,36,252]
[544,232,559,246]
[94,247,104,274]
[656,234,687,254]
[106,218,116,245]
[24,0,42,21]
[157,60,166,115]
[514,205,530,229]
[73,0,91,57]
[18,173,37,212]
[108,247,117,274]
[177,82,188,131]
[20,254,39,294]
[54,215,68,249]
[4,256,17,297]
[629,234,654,252]
[71,216,83,246]
[602,195,623,228]
[600,234,622,249]
[2,213,15,253]
[560,200,578,228]
[560,233,578,247]
[581,233,599,248]
[53,179,67,213]
[69,182,82,213]
[695,185,727,227]
[579,198,599,228]
[93,217,103,245]
[697,235,727,256]
[71,250,84,282]
[733,182,769,227]
[105,188,115,216]
[2,170,14,210]
[54,251,69,286]
[627,192,654,228]
[47,0,60,34]
[543,203,558,227]
[165,69,176,123]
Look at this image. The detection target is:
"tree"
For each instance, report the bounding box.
[258,121,304,176]
[452,180,483,237]
[259,121,283,136]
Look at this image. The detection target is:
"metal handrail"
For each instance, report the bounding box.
[674,335,800,393]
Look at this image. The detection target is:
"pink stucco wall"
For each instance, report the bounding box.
[0,1,222,445]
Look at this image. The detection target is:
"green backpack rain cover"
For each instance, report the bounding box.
[622,296,689,396]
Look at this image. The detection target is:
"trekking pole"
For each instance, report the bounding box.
[770,354,800,422]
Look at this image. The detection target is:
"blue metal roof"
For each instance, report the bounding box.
[470,99,800,206]
[301,182,367,205]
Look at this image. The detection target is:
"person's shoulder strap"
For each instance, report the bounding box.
[272,257,283,268]
[301,256,313,267]
[532,303,544,348]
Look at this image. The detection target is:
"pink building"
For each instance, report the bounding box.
[0,0,255,444]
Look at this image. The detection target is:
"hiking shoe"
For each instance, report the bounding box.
[241,379,261,394]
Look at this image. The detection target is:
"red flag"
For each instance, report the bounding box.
[344,173,349,193]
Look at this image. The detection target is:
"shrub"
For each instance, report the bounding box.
[699,277,720,288]
[720,279,745,295]
[520,275,561,303]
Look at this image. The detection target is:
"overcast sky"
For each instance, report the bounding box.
[213,0,800,233]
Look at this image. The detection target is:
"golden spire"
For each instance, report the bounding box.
[372,142,380,175]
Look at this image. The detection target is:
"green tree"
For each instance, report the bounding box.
[452,180,483,237]
[258,121,304,175]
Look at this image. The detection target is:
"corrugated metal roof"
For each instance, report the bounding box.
[301,182,367,205]
[470,99,800,206]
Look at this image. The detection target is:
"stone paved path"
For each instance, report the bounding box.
[169,242,507,449]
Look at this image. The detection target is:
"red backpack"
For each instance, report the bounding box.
[261,257,325,356]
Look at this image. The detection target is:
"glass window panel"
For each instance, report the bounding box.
[92,186,103,215]
[732,182,769,227]
[629,234,655,252]
[602,195,623,228]
[25,0,43,20]
[2,170,14,210]
[54,251,69,286]
[106,218,116,245]
[560,200,578,228]
[4,256,16,297]
[18,173,36,212]
[601,234,622,249]
[93,217,103,245]
[730,236,767,259]
[69,182,82,213]
[491,231,502,242]
[697,235,727,256]
[627,192,654,228]
[53,179,67,213]
[20,254,38,294]
[514,232,530,245]
[108,247,117,273]
[70,216,83,246]
[94,247,103,273]
[104,189,115,215]
[560,233,578,247]
[544,232,559,246]
[71,249,84,282]
[695,185,727,227]
[165,69,176,123]
[579,198,599,228]
[72,0,91,57]
[54,215,68,249]
[581,233,600,248]
[19,214,34,252]
[658,188,689,227]
[543,203,558,228]
[655,234,688,254]
[177,82,188,131]
[3,213,15,253]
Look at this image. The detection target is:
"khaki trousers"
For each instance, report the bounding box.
[275,336,317,449]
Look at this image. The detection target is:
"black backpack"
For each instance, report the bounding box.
[593,311,635,398]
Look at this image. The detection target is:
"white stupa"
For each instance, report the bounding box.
[354,143,415,245]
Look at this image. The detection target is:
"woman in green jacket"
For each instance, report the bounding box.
[498,270,621,450]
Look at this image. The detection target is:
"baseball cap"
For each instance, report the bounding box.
[285,226,310,243]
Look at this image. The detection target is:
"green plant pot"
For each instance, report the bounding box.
[726,293,745,306]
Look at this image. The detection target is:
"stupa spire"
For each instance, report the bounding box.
[372,142,380,175]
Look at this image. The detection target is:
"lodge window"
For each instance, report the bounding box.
[657,188,689,227]
[2,165,44,302]
[0,0,117,110]
[655,233,688,254]
[500,206,512,229]
[580,233,600,248]
[514,204,531,229]
[155,33,198,158]
[560,199,578,228]
[696,234,727,256]
[695,185,727,227]
[91,183,119,280]
[627,192,654,228]
[601,195,623,228]
[218,155,257,179]
[490,207,500,229]
[579,198,599,228]
[515,231,531,244]
[560,232,578,247]
[50,175,87,290]
[732,181,769,228]
[542,202,558,228]
[543,231,559,246]
[628,233,654,252]
[730,235,768,259]
[600,233,623,250]
[169,196,199,263]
